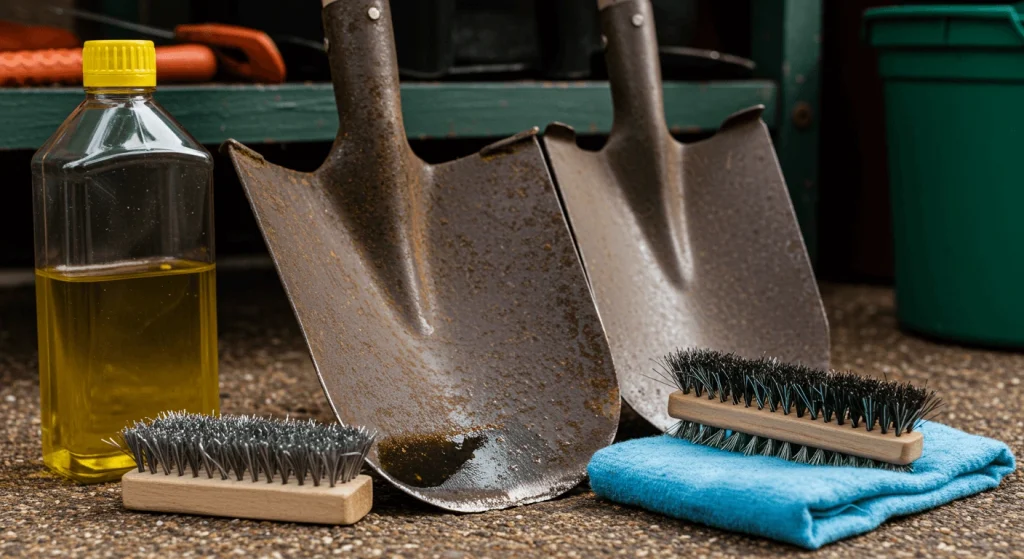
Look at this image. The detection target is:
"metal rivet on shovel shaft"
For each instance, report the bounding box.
[222,0,620,513]
[541,0,830,431]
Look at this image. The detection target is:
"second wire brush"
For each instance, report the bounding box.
[661,349,942,471]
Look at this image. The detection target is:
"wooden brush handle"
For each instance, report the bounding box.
[667,391,923,465]
[122,471,372,525]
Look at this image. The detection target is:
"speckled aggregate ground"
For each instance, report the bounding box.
[1,272,1021,558]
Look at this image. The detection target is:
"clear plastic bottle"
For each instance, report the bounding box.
[31,40,219,483]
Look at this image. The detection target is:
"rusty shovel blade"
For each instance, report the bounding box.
[542,0,829,431]
[222,0,619,512]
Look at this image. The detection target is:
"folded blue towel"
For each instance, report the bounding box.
[588,422,1015,549]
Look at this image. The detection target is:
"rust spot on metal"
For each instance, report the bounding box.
[377,426,494,488]
[584,375,621,419]
[480,127,539,158]
[223,140,267,166]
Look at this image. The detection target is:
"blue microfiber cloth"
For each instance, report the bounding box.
[588,421,1015,549]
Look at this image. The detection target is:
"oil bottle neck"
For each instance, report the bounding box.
[84,87,156,101]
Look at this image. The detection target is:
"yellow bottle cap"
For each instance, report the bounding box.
[82,40,157,88]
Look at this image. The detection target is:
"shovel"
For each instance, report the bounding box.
[542,0,829,431]
[221,0,619,512]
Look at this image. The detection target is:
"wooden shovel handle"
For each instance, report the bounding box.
[667,391,924,465]
[0,44,217,87]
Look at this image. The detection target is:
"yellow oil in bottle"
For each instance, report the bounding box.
[35,258,218,483]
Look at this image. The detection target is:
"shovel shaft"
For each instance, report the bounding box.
[318,0,428,324]
[322,0,410,156]
[599,0,669,142]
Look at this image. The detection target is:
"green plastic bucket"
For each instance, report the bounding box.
[864,4,1024,347]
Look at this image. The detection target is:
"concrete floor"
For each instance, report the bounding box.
[1,271,1021,558]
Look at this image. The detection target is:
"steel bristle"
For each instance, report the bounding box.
[660,348,942,439]
[113,411,376,485]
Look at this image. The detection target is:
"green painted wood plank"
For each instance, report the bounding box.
[0,81,776,151]
[752,0,823,263]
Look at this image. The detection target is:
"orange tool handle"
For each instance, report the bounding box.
[0,44,217,87]
[0,21,80,51]
[156,44,218,82]
[174,24,286,83]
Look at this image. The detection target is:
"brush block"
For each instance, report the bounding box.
[667,391,923,465]
[122,471,372,525]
